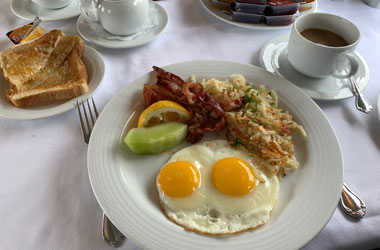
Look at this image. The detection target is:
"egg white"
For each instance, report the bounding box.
[156,139,280,235]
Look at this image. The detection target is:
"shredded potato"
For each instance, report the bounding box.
[200,75,306,177]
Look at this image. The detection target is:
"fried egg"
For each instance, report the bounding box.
[156,139,280,235]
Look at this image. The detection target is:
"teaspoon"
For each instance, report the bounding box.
[345,69,373,114]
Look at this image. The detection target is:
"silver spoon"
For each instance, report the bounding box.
[345,69,373,114]
[102,213,125,247]
[340,183,366,219]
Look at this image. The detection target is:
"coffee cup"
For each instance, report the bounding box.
[287,12,360,79]
[80,0,149,36]
[33,0,72,9]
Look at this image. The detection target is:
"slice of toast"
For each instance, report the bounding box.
[0,29,65,93]
[0,30,88,108]
[18,35,80,92]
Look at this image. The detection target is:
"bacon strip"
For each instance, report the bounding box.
[143,66,227,143]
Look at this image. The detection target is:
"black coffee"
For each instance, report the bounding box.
[300,28,349,47]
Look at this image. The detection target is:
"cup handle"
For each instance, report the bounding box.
[92,0,104,20]
[332,52,359,79]
[79,0,100,22]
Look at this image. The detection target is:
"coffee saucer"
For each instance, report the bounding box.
[11,0,80,21]
[260,34,370,101]
[76,3,168,49]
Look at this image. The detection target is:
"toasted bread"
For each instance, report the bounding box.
[0,30,65,92]
[0,29,88,108]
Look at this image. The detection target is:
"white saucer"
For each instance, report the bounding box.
[77,3,168,49]
[0,45,105,120]
[11,0,80,21]
[260,34,370,101]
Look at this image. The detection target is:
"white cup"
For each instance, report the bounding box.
[33,0,73,9]
[287,12,360,79]
[81,0,149,36]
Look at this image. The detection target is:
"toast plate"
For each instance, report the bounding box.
[87,60,343,250]
[11,0,80,22]
[199,0,317,31]
[0,45,105,120]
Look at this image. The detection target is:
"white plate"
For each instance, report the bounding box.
[260,34,370,101]
[199,0,317,31]
[377,93,380,122]
[11,0,80,21]
[88,60,343,250]
[76,3,168,49]
[0,45,105,120]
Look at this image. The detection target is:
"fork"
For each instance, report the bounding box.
[77,98,126,247]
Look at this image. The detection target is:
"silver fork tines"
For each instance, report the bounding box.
[77,97,99,144]
[76,98,126,247]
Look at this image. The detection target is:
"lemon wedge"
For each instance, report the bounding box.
[138,100,190,128]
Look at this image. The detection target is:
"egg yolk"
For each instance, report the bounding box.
[212,157,256,196]
[157,161,200,198]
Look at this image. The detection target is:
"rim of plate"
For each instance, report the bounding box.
[377,93,380,122]
[87,59,343,250]
[199,0,317,31]
[10,0,80,21]
[0,45,105,120]
[76,3,168,49]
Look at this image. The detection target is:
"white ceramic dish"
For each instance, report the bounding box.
[260,34,370,101]
[76,3,168,49]
[11,0,80,21]
[199,0,317,31]
[87,60,343,250]
[0,45,105,120]
[377,93,380,122]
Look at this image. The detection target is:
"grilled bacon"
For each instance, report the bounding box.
[143,66,227,143]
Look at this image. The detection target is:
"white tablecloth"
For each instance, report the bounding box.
[1,0,379,249]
